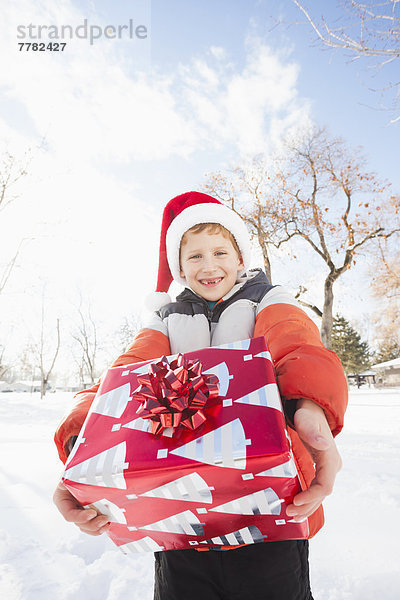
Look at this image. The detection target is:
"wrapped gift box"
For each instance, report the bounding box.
[62,337,309,553]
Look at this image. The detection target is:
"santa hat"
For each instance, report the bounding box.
[146,191,252,311]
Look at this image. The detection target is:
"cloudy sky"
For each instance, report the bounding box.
[1,0,398,367]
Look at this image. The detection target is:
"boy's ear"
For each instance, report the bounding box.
[179,267,186,280]
[237,254,244,269]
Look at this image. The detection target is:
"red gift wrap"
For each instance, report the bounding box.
[63,337,309,554]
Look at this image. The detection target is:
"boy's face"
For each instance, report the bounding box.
[179,229,244,301]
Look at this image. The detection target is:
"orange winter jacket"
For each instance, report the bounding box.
[55,270,348,540]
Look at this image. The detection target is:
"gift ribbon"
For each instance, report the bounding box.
[133,354,220,436]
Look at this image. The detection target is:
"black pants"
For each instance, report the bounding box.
[154,541,314,600]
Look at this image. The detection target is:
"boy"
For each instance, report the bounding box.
[54,191,347,599]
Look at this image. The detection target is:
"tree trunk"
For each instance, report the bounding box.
[264,256,272,283]
[79,363,85,388]
[258,237,272,282]
[321,274,335,348]
[40,376,47,399]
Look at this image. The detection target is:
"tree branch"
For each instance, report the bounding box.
[45,319,61,381]
[292,0,400,57]
[295,286,323,317]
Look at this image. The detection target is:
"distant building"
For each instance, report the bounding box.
[370,358,400,387]
[0,380,42,393]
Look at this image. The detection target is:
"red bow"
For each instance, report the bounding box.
[133,354,220,436]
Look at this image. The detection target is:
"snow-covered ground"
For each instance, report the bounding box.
[0,388,399,599]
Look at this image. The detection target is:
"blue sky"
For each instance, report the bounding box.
[84,0,399,196]
[0,0,398,360]
[151,0,398,182]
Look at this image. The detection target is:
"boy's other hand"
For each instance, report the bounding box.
[286,398,342,522]
[53,481,110,536]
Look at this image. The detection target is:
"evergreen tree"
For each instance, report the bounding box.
[331,315,371,374]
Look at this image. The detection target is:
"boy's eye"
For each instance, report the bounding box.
[189,254,201,260]
[215,251,227,256]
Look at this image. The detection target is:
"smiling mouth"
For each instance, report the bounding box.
[199,277,223,286]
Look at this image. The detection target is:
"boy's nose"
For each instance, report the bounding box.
[202,257,217,272]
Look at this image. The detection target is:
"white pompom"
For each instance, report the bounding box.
[145,291,172,311]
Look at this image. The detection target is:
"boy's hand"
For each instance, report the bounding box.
[53,481,110,536]
[286,399,342,522]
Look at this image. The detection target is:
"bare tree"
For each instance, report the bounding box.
[0,149,30,212]
[371,299,400,358]
[277,127,399,347]
[370,238,400,355]
[18,343,37,384]
[205,126,400,348]
[0,343,10,380]
[72,299,98,385]
[0,148,31,295]
[37,316,61,398]
[118,314,142,353]
[26,286,61,397]
[292,0,400,121]
[372,239,400,298]
[71,351,87,388]
[204,156,286,282]
[0,239,27,295]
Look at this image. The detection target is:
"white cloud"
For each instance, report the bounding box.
[209,46,227,61]
[3,1,198,163]
[3,3,310,166]
[180,38,311,156]
[0,1,314,350]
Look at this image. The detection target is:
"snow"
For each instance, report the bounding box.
[371,357,400,369]
[0,388,399,599]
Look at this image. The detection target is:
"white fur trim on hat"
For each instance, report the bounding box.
[145,291,172,311]
[166,203,251,287]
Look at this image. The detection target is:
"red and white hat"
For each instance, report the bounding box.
[147,191,252,310]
